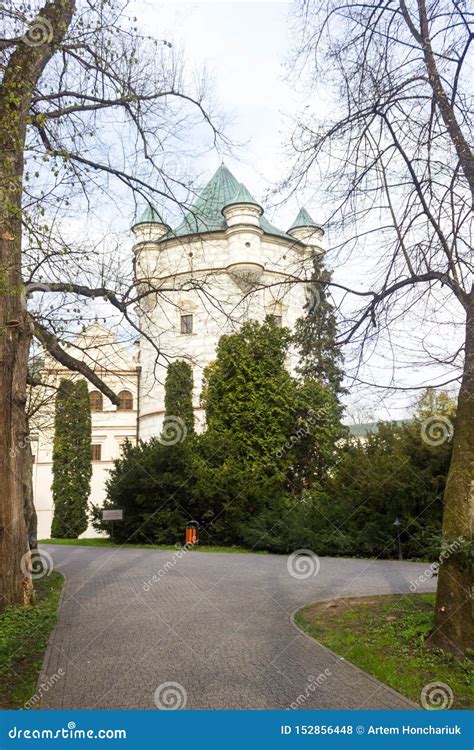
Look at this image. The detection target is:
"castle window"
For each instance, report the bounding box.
[180,314,193,334]
[117,390,133,411]
[266,300,284,328]
[91,444,102,461]
[89,390,103,412]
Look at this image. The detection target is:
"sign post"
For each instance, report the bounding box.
[102,509,123,544]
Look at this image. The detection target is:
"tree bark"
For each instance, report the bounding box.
[0,0,76,612]
[23,411,40,592]
[428,286,474,655]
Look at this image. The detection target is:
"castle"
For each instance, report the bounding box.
[31,164,323,538]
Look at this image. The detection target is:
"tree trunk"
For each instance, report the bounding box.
[0,118,32,611]
[428,286,474,656]
[0,325,32,610]
[0,0,76,612]
[23,410,41,591]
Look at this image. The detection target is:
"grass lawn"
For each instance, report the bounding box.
[0,571,64,709]
[39,538,266,554]
[295,593,473,709]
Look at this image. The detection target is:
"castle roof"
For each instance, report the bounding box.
[288,207,322,232]
[152,164,295,242]
[134,203,166,226]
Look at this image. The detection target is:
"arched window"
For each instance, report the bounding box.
[117,390,133,411]
[89,390,103,412]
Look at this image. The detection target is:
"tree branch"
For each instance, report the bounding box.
[33,320,121,405]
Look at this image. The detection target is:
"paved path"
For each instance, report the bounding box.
[40,545,435,710]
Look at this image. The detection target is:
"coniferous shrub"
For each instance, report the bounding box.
[164,359,195,434]
[51,379,92,538]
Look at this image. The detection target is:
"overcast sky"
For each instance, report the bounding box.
[135,0,306,226]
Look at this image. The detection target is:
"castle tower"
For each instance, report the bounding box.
[131,204,169,243]
[132,164,320,439]
[287,207,325,251]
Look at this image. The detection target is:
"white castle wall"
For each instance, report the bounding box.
[134,218,320,441]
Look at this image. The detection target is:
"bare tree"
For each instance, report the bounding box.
[0,0,224,610]
[287,0,473,654]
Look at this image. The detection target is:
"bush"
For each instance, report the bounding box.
[291,413,453,560]
[92,437,199,545]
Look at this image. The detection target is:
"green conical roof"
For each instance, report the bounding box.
[161,164,294,241]
[133,203,166,226]
[288,207,321,231]
[172,164,239,235]
[223,182,262,213]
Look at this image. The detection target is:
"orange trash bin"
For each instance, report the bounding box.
[185,521,199,546]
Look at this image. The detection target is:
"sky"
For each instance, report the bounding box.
[134,0,307,226]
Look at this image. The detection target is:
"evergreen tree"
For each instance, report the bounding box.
[290,378,346,494]
[164,360,195,434]
[296,389,458,560]
[202,318,297,468]
[51,380,92,538]
[200,318,298,548]
[293,251,345,395]
[291,253,347,491]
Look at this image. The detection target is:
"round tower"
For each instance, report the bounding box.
[287,207,325,252]
[131,204,169,244]
[133,164,317,441]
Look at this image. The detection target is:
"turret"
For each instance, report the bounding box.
[131,204,169,244]
[222,183,264,267]
[287,207,324,250]
[222,183,263,229]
